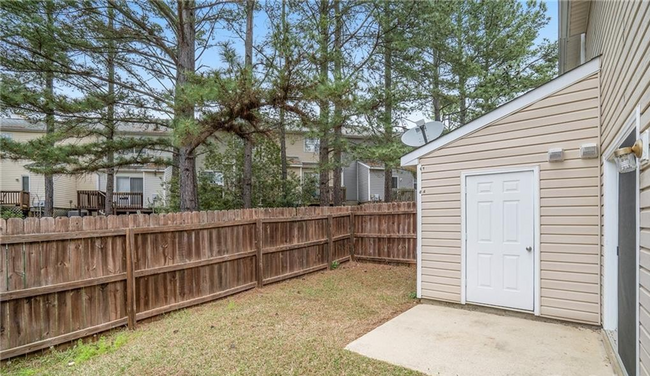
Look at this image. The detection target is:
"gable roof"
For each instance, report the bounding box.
[400,57,600,167]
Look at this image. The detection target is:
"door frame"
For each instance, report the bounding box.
[460,165,541,315]
[602,105,640,375]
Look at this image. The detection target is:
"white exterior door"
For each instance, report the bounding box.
[465,170,535,311]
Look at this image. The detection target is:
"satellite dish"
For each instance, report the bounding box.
[401,120,444,147]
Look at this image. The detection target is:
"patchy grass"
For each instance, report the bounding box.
[2,263,421,376]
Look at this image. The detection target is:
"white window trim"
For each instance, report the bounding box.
[602,105,641,374]
[460,165,541,316]
[416,163,422,298]
[203,170,224,186]
[304,138,320,153]
[21,175,30,192]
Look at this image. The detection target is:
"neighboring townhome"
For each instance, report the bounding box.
[1,117,415,216]
[285,131,416,204]
[0,118,170,216]
[401,1,649,375]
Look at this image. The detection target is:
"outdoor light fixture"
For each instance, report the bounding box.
[547,148,564,162]
[614,140,643,173]
[579,143,599,159]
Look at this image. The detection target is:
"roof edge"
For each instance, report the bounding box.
[400,57,600,167]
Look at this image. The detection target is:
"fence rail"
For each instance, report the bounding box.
[0,202,415,359]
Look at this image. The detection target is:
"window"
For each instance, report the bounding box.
[116,176,143,192]
[392,176,398,189]
[303,171,319,183]
[304,138,320,153]
[0,133,12,140]
[21,176,29,192]
[202,171,224,186]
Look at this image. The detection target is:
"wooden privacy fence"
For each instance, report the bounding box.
[0,202,415,359]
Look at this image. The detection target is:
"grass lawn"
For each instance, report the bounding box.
[2,262,422,376]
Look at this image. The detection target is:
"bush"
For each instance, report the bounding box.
[0,207,24,220]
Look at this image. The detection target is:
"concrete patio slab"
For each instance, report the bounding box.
[346,304,614,376]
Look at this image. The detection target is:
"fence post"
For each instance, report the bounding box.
[125,228,137,329]
[349,212,355,261]
[326,215,333,269]
[256,219,263,287]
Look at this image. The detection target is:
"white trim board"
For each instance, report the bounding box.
[459,165,541,315]
[602,106,641,376]
[416,163,422,298]
[400,57,600,167]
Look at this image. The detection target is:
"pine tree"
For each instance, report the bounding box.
[242,0,255,208]
[0,0,87,216]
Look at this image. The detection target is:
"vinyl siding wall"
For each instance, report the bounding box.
[369,170,385,201]
[584,1,650,372]
[393,169,415,190]
[357,163,369,202]
[0,129,95,208]
[418,73,601,324]
[343,160,357,201]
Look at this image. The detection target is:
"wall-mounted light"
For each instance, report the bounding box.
[614,140,643,173]
[579,143,598,159]
[548,148,564,162]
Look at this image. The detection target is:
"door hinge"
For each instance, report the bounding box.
[616,246,619,256]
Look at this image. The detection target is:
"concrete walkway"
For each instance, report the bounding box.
[346,304,614,376]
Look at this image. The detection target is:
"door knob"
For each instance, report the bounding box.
[526,246,532,252]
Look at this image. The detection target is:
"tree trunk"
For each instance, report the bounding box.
[105,165,114,214]
[176,0,198,211]
[243,140,253,207]
[332,0,343,206]
[43,2,55,217]
[279,108,287,202]
[179,145,198,210]
[431,47,441,122]
[459,75,467,126]
[242,0,255,208]
[318,0,330,207]
[279,0,288,203]
[105,4,116,215]
[383,0,393,203]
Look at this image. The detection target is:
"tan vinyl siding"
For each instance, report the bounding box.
[285,133,320,164]
[585,1,650,373]
[419,73,600,324]
[143,171,165,208]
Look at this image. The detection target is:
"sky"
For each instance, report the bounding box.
[537,0,558,46]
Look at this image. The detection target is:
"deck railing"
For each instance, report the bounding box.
[0,191,30,209]
[77,190,144,210]
[391,188,416,202]
[77,190,106,210]
[112,192,143,209]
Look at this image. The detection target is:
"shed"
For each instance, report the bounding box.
[401,58,601,325]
